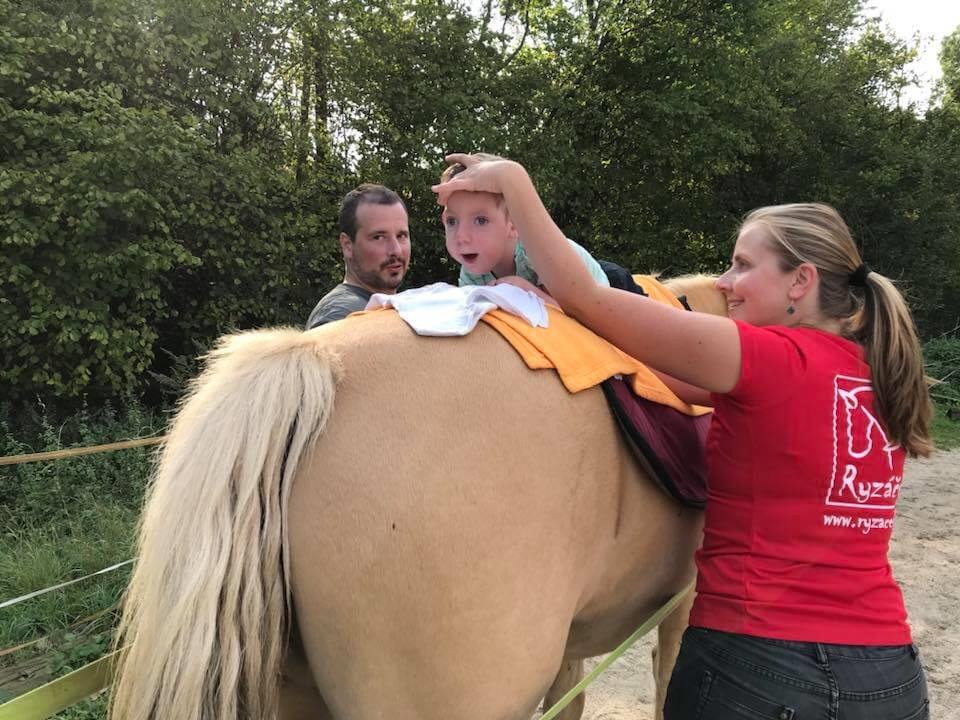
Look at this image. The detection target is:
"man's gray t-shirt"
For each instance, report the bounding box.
[305,283,372,329]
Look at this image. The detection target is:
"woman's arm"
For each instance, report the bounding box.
[434,155,742,393]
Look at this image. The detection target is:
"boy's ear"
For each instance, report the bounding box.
[498,202,518,237]
[339,232,354,259]
[502,208,519,240]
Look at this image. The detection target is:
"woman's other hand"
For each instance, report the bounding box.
[492,276,560,308]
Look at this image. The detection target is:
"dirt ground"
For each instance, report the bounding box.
[575,448,960,720]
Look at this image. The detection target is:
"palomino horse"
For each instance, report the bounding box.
[109,276,725,720]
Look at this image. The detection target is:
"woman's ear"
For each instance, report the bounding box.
[789,262,818,302]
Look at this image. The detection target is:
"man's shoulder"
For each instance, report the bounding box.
[322,283,372,303]
[305,283,372,329]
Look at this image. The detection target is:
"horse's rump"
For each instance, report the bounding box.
[288,312,700,717]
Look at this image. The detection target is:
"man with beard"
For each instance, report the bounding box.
[306,184,411,329]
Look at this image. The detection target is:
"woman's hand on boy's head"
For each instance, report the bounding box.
[432,153,524,205]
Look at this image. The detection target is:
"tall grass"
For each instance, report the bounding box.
[0,506,137,648]
[931,403,960,450]
[0,402,161,711]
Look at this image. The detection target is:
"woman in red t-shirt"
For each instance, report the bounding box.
[434,155,933,719]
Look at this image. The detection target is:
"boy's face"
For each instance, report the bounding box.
[442,191,518,277]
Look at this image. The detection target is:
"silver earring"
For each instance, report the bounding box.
[787,304,796,315]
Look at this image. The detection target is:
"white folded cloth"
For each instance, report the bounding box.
[366,282,548,336]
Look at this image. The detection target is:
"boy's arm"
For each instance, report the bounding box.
[434,155,741,393]
[491,275,560,308]
[565,238,610,286]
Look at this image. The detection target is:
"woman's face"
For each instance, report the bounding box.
[715,223,797,327]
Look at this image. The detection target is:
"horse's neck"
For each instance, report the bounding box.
[664,274,727,317]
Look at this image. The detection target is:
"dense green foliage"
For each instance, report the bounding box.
[2,0,959,408]
[927,336,960,447]
[927,336,960,403]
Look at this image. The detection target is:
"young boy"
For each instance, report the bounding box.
[439,154,610,293]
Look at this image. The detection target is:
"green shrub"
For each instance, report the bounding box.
[925,336,960,404]
[924,337,960,450]
[0,402,155,649]
[0,0,343,407]
[52,694,107,720]
[0,402,159,527]
[48,630,112,676]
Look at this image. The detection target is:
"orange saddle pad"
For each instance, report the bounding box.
[480,275,710,417]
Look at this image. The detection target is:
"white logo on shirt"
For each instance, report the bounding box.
[825,375,901,509]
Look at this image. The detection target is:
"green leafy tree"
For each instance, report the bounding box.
[1,0,202,401]
[0,0,339,405]
[940,25,960,106]
[3,0,960,409]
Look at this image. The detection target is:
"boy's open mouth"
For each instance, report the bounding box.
[462,253,479,263]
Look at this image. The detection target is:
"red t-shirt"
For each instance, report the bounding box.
[689,321,912,645]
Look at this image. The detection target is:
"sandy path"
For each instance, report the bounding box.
[574,448,960,720]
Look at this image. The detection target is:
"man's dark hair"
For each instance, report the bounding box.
[338,184,406,240]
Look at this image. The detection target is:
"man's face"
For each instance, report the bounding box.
[341,201,411,293]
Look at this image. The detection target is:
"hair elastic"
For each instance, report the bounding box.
[849,263,870,287]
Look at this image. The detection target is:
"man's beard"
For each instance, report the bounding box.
[349,256,405,292]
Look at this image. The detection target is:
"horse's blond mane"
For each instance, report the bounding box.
[663,274,727,317]
[110,328,339,720]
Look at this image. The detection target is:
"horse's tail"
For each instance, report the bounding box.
[109,328,338,720]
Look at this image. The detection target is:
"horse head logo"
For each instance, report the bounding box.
[826,376,900,508]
